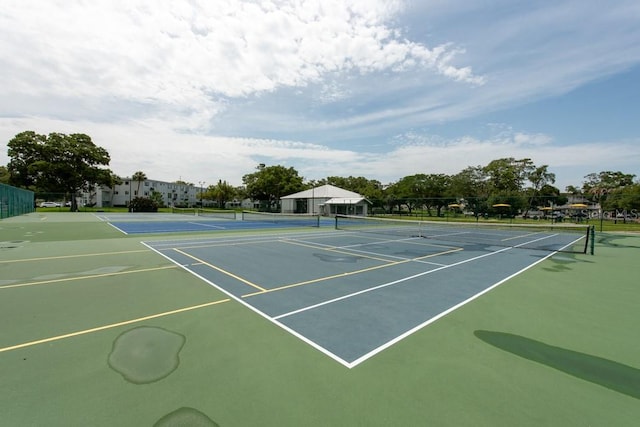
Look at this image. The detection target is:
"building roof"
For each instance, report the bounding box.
[324,197,370,205]
[281,184,362,199]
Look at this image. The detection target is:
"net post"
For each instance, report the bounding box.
[335,215,339,230]
[589,226,595,255]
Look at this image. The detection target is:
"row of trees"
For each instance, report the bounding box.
[3,130,638,215]
[235,161,639,217]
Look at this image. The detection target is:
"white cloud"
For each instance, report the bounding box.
[1,1,638,194]
[0,0,483,132]
[4,117,636,192]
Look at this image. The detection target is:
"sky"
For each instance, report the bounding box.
[1,0,639,191]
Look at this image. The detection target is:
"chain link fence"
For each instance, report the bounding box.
[0,183,35,219]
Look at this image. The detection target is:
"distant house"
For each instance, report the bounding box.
[281,184,370,216]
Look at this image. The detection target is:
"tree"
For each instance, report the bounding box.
[582,171,636,210]
[209,180,236,208]
[324,176,384,200]
[132,171,147,198]
[129,196,158,212]
[242,164,304,211]
[0,165,9,184]
[609,184,640,212]
[7,131,112,211]
[483,158,534,193]
[524,165,556,215]
[448,166,489,218]
[387,174,453,216]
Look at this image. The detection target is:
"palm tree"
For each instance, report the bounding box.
[132,171,147,198]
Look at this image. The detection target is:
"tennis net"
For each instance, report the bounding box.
[171,207,237,220]
[335,215,594,254]
[242,211,320,227]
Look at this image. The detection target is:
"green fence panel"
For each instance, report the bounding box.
[0,183,35,219]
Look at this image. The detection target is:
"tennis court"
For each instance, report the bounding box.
[99,209,328,234]
[144,217,592,367]
[1,212,639,426]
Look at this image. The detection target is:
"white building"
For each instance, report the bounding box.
[83,178,198,208]
[281,184,370,216]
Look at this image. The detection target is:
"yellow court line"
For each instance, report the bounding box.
[0,249,151,264]
[0,298,230,354]
[0,265,179,290]
[172,248,267,292]
[242,247,463,297]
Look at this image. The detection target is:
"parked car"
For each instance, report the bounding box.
[39,201,61,208]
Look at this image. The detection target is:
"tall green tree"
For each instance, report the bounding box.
[483,157,535,193]
[323,176,384,200]
[131,171,147,198]
[0,165,9,184]
[523,164,556,214]
[582,171,636,210]
[208,179,236,208]
[448,166,489,218]
[7,131,112,210]
[242,164,304,211]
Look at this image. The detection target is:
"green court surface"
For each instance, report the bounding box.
[1,212,639,426]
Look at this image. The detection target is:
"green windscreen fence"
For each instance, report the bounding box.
[0,183,35,219]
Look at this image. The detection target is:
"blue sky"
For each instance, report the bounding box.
[1,0,639,190]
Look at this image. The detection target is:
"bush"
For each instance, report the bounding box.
[129,197,158,212]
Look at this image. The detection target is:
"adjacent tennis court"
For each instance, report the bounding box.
[100,209,327,234]
[1,212,639,426]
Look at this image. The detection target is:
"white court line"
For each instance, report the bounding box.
[283,236,449,266]
[106,222,129,235]
[273,246,512,321]
[188,222,226,230]
[141,240,353,368]
[143,230,583,369]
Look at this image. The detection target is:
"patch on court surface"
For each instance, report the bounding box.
[143,224,587,368]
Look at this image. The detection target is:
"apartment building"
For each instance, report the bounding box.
[82,178,198,208]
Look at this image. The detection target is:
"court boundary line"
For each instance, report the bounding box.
[349,247,559,366]
[172,248,267,292]
[272,246,513,321]
[0,265,179,290]
[242,246,463,298]
[0,249,150,264]
[142,241,353,367]
[141,231,585,368]
[106,222,128,235]
[188,221,227,230]
[273,232,576,322]
[0,298,230,353]
[283,235,456,265]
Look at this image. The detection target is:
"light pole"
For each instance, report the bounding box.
[198,181,205,207]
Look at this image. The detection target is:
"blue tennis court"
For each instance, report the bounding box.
[96,211,332,234]
[143,225,581,367]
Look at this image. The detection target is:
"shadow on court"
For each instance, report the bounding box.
[475,330,640,400]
